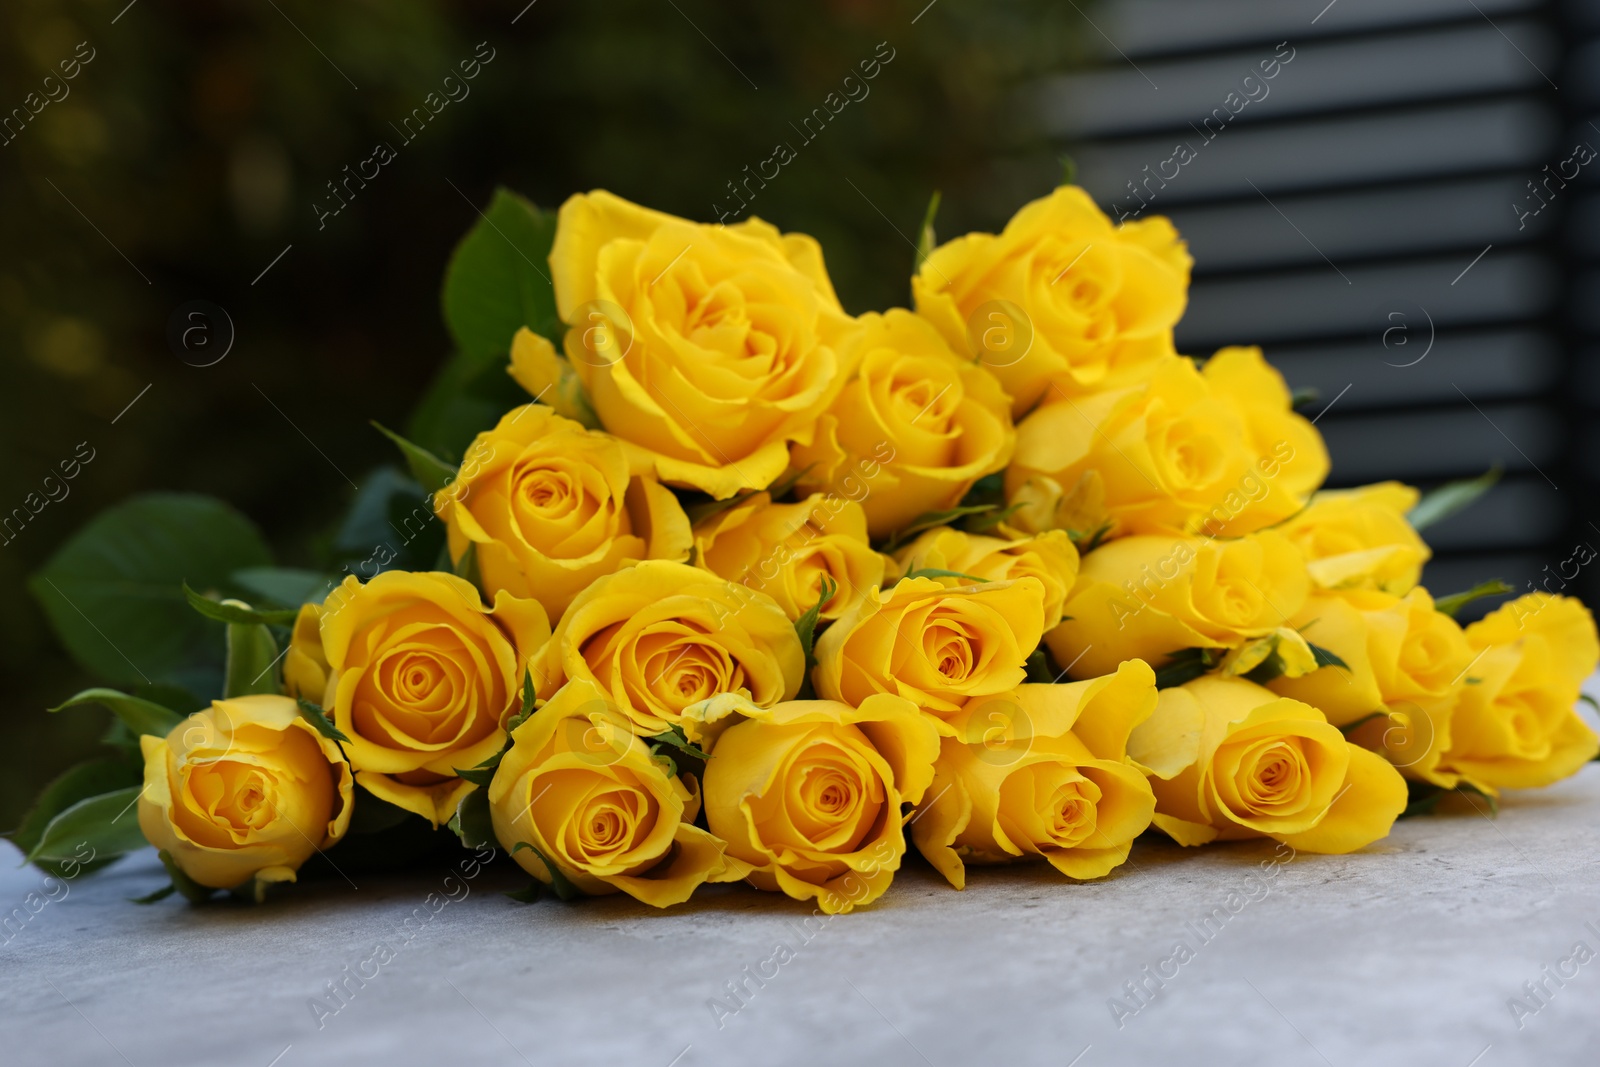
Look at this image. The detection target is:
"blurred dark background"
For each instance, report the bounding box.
[4,0,1597,828]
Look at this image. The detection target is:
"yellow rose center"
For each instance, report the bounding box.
[1232,738,1309,814]
[628,627,741,713]
[924,620,976,683]
[769,736,886,854]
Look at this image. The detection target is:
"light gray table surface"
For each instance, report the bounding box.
[6,752,1599,1067]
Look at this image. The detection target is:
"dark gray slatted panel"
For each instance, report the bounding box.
[1036,0,1579,605]
[1563,0,1600,611]
[1037,22,1552,138]
[1100,0,1540,58]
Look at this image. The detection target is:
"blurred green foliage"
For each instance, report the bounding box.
[0,0,1090,827]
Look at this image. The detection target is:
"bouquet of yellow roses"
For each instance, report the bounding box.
[16,183,1598,913]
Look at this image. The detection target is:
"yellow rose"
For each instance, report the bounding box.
[434,403,692,619]
[319,571,551,825]
[1007,349,1327,539]
[489,678,746,907]
[535,560,804,736]
[1128,675,1407,854]
[1278,482,1429,594]
[1047,531,1311,680]
[889,525,1079,630]
[682,691,940,913]
[913,185,1192,416]
[693,490,885,623]
[138,695,354,890]
[1438,594,1600,791]
[792,309,1015,540]
[283,602,329,702]
[1270,588,1469,786]
[512,190,855,499]
[912,659,1158,886]
[813,576,1047,724]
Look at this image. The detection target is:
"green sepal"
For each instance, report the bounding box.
[1058,154,1077,186]
[182,583,297,626]
[506,669,537,733]
[223,614,280,698]
[1068,521,1115,554]
[897,567,989,585]
[296,699,350,743]
[1290,386,1320,409]
[1434,580,1514,618]
[1025,647,1056,684]
[49,687,184,738]
[878,504,1001,554]
[1308,642,1349,671]
[453,542,482,588]
[453,785,496,850]
[372,421,457,494]
[915,189,941,273]
[1339,710,1389,736]
[1408,466,1501,531]
[684,464,815,528]
[1399,781,1446,818]
[794,575,836,677]
[1154,648,1221,689]
[24,786,147,869]
[512,841,583,902]
[505,882,545,904]
[453,764,497,788]
[158,849,217,903]
[130,884,177,905]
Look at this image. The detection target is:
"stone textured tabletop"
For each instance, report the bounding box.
[6,759,1599,1067]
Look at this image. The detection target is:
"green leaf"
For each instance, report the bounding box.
[183,583,297,627]
[1308,642,1349,671]
[231,566,333,608]
[49,688,184,737]
[1059,154,1077,186]
[1154,648,1221,689]
[512,841,583,901]
[296,699,350,743]
[1455,780,1499,815]
[1400,781,1446,819]
[6,757,142,859]
[897,567,989,585]
[130,884,176,904]
[1434,579,1514,618]
[915,190,942,273]
[406,351,531,464]
[505,882,545,904]
[25,787,147,867]
[453,785,496,850]
[346,795,415,835]
[158,849,217,903]
[1290,386,1320,409]
[879,504,1000,555]
[29,493,272,688]
[372,421,456,495]
[224,618,280,698]
[1408,466,1501,531]
[1580,693,1599,713]
[441,187,561,364]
